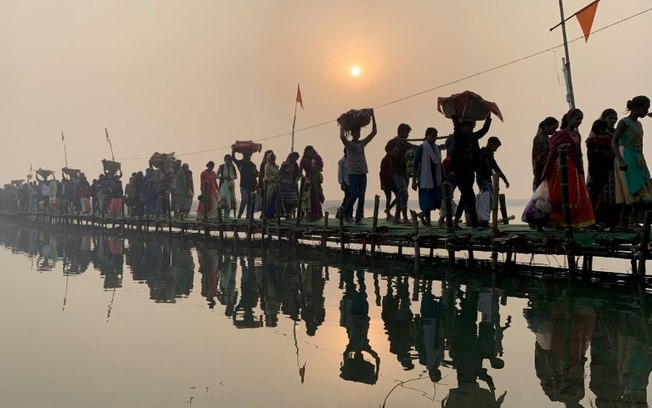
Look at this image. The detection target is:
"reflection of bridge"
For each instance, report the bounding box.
[1,219,651,406]
[2,206,652,279]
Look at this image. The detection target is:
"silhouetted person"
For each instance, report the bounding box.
[339,268,380,384]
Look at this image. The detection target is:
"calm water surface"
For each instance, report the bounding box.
[0,221,650,408]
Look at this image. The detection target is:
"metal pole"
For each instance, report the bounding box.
[558,0,576,109]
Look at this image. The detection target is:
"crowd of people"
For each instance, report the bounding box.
[1,96,651,232]
[525,95,652,231]
[0,159,195,220]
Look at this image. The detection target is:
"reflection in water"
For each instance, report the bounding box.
[525,284,652,407]
[340,267,380,384]
[1,221,651,407]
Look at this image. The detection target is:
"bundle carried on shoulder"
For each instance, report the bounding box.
[337,108,373,131]
[231,140,262,155]
[149,152,176,169]
[437,91,503,122]
[102,159,121,175]
[62,167,81,179]
[36,168,55,179]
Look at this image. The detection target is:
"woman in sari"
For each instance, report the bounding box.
[540,108,594,228]
[217,154,237,220]
[263,152,280,219]
[197,161,219,220]
[300,145,324,222]
[531,117,559,191]
[279,152,300,218]
[585,110,618,228]
[612,95,652,229]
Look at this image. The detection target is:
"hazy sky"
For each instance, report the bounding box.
[1,0,650,200]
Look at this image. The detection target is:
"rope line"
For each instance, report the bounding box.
[66,7,652,169]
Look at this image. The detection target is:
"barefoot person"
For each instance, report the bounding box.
[612,95,652,229]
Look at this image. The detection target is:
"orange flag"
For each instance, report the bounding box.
[576,0,599,42]
[61,131,65,142]
[105,128,110,143]
[296,84,304,110]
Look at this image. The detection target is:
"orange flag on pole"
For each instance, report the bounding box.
[61,131,65,142]
[296,84,304,110]
[576,0,599,42]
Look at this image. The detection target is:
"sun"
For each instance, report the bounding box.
[351,66,361,77]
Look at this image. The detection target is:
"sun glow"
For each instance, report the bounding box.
[351,66,361,77]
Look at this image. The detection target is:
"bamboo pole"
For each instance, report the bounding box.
[371,195,380,255]
[499,194,509,224]
[491,174,500,272]
[442,181,456,266]
[491,173,500,238]
[411,210,420,272]
[637,211,652,276]
[558,145,576,274]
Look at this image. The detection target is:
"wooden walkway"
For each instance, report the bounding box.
[3,195,650,277]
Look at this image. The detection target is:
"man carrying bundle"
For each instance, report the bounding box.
[339,110,377,224]
[231,150,258,219]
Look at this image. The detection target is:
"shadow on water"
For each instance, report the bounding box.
[0,220,651,407]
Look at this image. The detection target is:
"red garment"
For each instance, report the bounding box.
[542,129,584,181]
[543,129,594,227]
[198,169,218,214]
[547,159,595,228]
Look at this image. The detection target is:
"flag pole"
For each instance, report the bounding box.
[292,84,304,153]
[105,128,115,161]
[62,131,68,168]
[291,102,298,153]
[553,0,576,109]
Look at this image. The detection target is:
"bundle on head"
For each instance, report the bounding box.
[337,108,373,131]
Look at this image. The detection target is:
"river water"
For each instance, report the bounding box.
[0,221,650,407]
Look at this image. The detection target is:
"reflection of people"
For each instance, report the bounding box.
[262,258,281,327]
[217,254,238,317]
[171,242,194,297]
[524,302,596,406]
[590,307,652,406]
[339,268,380,384]
[233,256,262,329]
[198,247,219,309]
[300,263,326,336]
[417,287,444,383]
[477,287,510,370]
[381,276,416,370]
[444,285,507,407]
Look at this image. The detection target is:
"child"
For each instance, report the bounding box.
[476,137,509,228]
